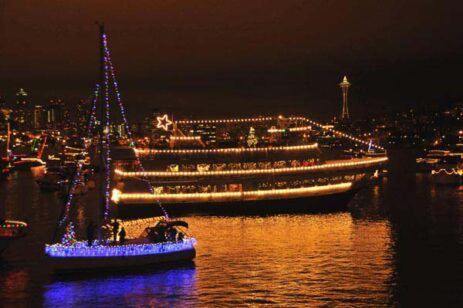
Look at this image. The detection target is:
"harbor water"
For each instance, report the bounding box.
[0,150,462,307]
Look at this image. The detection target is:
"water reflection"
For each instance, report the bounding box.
[43,266,197,307]
[1,150,462,306]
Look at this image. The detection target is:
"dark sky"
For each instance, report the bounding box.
[1,0,463,120]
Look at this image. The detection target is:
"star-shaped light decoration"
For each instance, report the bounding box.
[156,114,173,131]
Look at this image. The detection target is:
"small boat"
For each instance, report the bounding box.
[13,157,46,170]
[45,25,196,272]
[45,225,196,271]
[0,219,28,254]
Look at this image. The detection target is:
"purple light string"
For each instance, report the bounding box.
[102,33,112,220]
[59,84,99,226]
[103,37,169,218]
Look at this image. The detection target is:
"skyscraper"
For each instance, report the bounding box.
[13,88,30,131]
[339,76,351,120]
[46,99,70,131]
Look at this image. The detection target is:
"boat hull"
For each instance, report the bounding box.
[117,188,360,218]
[47,247,196,272]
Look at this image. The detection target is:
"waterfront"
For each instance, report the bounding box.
[1,150,462,307]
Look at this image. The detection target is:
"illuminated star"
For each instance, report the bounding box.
[156,114,173,131]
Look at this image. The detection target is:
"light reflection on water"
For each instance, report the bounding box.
[1,150,462,306]
[43,267,197,307]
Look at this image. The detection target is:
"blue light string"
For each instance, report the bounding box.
[59,84,99,226]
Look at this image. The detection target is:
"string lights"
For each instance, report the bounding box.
[134,143,319,155]
[59,84,99,226]
[170,136,201,141]
[114,157,388,178]
[171,115,385,152]
[45,238,196,258]
[111,182,353,203]
[431,168,463,175]
[268,126,311,133]
[102,32,169,218]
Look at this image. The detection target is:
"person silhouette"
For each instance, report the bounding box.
[112,219,120,243]
[86,220,95,247]
[119,227,126,245]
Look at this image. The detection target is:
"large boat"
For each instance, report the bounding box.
[0,220,28,254]
[112,116,388,217]
[44,25,196,272]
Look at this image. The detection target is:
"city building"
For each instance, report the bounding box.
[12,88,31,131]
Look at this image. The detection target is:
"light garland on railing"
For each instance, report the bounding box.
[268,126,311,133]
[114,157,388,178]
[0,220,28,229]
[288,116,386,151]
[112,181,352,203]
[176,117,274,124]
[45,238,196,258]
[134,143,319,155]
[431,168,463,176]
[170,136,201,141]
[173,115,385,151]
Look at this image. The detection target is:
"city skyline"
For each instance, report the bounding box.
[1,1,463,119]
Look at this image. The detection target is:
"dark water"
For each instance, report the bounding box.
[0,150,462,307]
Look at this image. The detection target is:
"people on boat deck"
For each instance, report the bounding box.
[86,220,95,247]
[166,227,177,242]
[112,219,120,243]
[145,222,185,243]
[118,227,126,245]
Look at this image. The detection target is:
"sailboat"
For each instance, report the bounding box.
[44,25,196,271]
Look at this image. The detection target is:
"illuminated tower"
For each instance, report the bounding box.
[339,76,351,119]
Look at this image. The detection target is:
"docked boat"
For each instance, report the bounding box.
[12,156,46,170]
[431,156,463,185]
[416,149,451,172]
[0,219,28,254]
[12,135,48,170]
[44,25,196,272]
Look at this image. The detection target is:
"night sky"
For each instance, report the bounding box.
[1,1,463,120]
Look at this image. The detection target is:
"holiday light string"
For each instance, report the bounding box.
[111,181,353,203]
[59,84,99,226]
[431,168,463,176]
[102,33,112,220]
[134,143,319,156]
[172,116,385,152]
[102,32,169,218]
[114,156,388,178]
